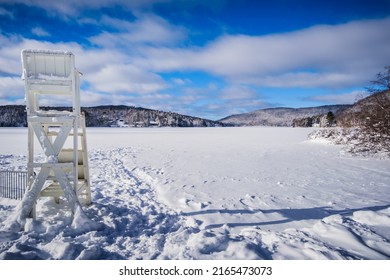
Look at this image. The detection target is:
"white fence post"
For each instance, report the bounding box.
[0,170,28,200]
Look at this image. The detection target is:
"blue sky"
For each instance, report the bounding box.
[1,0,390,120]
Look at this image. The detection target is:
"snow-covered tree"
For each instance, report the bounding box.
[360,66,390,152]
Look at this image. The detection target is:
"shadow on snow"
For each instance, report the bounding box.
[182,204,390,230]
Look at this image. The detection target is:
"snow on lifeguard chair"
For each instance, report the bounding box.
[19,49,91,221]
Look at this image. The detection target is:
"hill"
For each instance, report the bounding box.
[0,105,225,128]
[336,90,390,127]
[219,105,351,127]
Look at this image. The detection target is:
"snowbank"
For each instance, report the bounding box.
[308,127,390,159]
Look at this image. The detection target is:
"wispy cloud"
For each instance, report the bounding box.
[31,27,50,37]
[90,14,187,47]
[2,0,169,16]
[170,78,193,86]
[0,7,13,18]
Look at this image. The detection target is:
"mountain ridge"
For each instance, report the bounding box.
[219,104,352,127]
[0,103,355,128]
[0,105,226,127]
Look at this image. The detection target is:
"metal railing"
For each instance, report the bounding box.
[0,170,28,200]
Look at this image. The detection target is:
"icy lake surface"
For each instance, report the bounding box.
[1,127,390,259]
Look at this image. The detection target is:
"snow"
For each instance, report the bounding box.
[308,128,390,159]
[22,49,73,55]
[28,73,72,80]
[0,127,389,260]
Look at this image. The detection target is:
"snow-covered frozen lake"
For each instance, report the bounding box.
[1,127,390,259]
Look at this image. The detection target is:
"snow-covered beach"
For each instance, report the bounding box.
[1,126,390,260]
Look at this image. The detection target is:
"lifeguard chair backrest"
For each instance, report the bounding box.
[22,50,74,80]
[21,49,80,114]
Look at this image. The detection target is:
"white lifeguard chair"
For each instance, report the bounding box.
[20,49,91,221]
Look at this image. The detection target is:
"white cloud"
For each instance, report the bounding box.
[136,17,390,88]
[0,36,167,107]
[171,78,191,85]
[72,48,129,76]
[87,64,167,94]
[241,72,363,88]
[80,90,177,112]
[172,84,266,119]
[0,36,84,76]
[79,90,147,107]
[220,85,257,100]
[192,97,267,120]
[31,27,50,37]
[0,76,24,99]
[90,14,187,47]
[2,0,169,16]
[309,90,369,104]
[215,85,266,117]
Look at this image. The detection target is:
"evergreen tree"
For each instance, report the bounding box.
[326,111,335,126]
